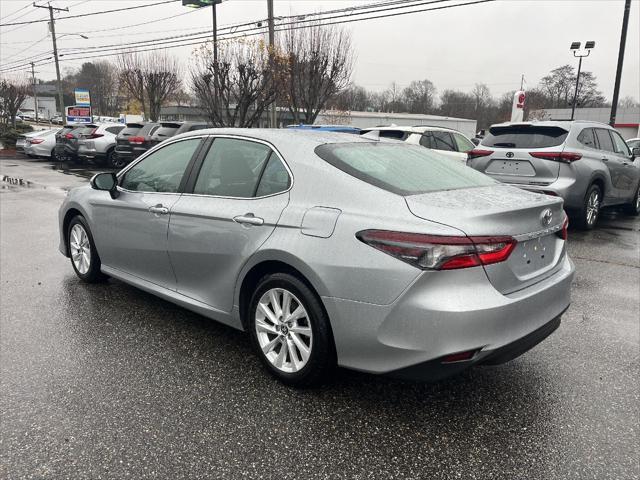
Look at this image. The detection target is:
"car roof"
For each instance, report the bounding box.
[489,120,613,130]
[362,125,462,134]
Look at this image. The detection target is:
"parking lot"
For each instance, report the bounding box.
[1,155,638,479]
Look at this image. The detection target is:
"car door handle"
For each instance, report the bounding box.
[233,213,264,226]
[601,157,609,162]
[149,204,169,215]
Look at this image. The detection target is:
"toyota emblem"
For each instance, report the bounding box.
[540,208,553,227]
[506,152,514,158]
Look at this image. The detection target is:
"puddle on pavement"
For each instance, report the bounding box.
[46,161,115,180]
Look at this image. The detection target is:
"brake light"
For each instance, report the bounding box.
[87,128,103,139]
[557,216,569,240]
[467,149,493,160]
[29,138,44,144]
[529,151,582,163]
[128,136,145,145]
[65,133,74,139]
[356,230,516,270]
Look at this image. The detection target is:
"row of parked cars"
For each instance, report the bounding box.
[17,121,210,168]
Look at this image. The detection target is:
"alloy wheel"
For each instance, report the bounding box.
[69,224,91,274]
[586,189,600,226]
[255,288,313,373]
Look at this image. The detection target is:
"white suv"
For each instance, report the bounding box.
[360,125,475,163]
[77,123,125,166]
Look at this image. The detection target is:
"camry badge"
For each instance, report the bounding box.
[540,208,553,227]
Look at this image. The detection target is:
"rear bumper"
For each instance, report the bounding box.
[78,148,108,162]
[323,254,574,380]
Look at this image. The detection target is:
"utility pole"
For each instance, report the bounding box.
[268,0,277,128]
[212,2,218,64]
[30,62,39,124]
[34,2,68,124]
[609,0,631,127]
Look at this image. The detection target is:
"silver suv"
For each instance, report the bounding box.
[467,121,640,229]
[77,123,125,166]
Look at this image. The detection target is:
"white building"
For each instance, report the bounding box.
[21,96,57,120]
[315,110,477,138]
[530,107,640,140]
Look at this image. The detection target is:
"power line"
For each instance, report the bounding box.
[0,0,180,27]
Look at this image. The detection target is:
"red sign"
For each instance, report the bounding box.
[67,107,91,117]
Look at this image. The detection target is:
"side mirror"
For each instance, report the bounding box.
[632,147,640,159]
[90,172,119,199]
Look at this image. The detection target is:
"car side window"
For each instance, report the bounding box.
[609,130,631,156]
[577,128,597,149]
[193,138,271,197]
[452,132,474,152]
[595,129,615,153]
[121,138,201,193]
[255,153,291,196]
[419,133,434,149]
[105,126,124,135]
[431,131,456,152]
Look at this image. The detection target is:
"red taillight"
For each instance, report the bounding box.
[557,216,569,240]
[128,136,145,145]
[356,230,516,270]
[467,149,493,160]
[87,128,103,139]
[65,133,74,139]
[29,138,44,144]
[442,349,478,363]
[529,151,582,163]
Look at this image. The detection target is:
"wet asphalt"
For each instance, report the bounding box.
[1,156,638,480]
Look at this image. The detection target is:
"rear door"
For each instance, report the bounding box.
[419,131,466,163]
[472,125,569,185]
[168,136,291,312]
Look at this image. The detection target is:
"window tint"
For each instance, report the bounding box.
[431,131,456,151]
[255,154,290,196]
[105,126,124,135]
[119,126,142,137]
[483,126,568,148]
[138,124,159,137]
[193,138,271,197]
[153,126,179,139]
[315,143,497,196]
[595,129,615,153]
[452,132,474,152]
[188,124,208,132]
[610,130,631,156]
[375,130,408,140]
[419,133,434,149]
[121,139,200,192]
[577,128,597,148]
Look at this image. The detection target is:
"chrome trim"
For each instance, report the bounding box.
[513,222,563,242]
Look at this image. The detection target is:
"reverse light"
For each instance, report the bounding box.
[356,230,516,270]
[128,136,145,145]
[529,151,582,163]
[467,149,493,160]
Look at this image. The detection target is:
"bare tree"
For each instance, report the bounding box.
[403,79,437,114]
[118,52,181,121]
[540,64,605,108]
[191,39,283,127]
[281,21,353,124]
[0,77,30,126]
[618,95,639,108]
[73,61,120,116]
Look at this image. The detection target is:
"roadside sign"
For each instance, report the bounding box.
[74,88,91,107]
[66,106,92,124]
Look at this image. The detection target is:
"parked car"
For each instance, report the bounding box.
[24,129,60,159]
[77,123,125,166]
[360,125,475,163]
[59,129,574,387]
[16,130,47,154]
[149,121,210,147]
[627,137,640,149]
[467,121,640,229]
[287,124,361,134]
[50,115,63,125]
[54,125,85,162]
[113,122,160,168]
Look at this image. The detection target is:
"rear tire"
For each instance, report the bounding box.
[248,273,335,387]
[623,184,640,216]
[109,152,126,169]
[67,216,108,283]
[574,184,601,230]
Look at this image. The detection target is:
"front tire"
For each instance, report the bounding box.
[574,184,601,230]
[623,184,640,216]
[248,273,335,387]
[67,216,108,283]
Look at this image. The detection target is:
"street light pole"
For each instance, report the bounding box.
[571,55,583,121]
[34,3,69,124]
[610,0,631,127]
[569,41,595,121]
[30,62,39,124]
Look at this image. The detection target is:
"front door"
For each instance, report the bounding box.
[608,129,640,200]
[168,136,291,312]
[92,137,203,289]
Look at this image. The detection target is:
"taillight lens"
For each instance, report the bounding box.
[356,230,516,270]
[65,133,74,139]
[467,149,493,160]
[29,138,44,144]
[87,128,103,139]
[128,136,145,144]
[557,216,569,240]
[529,151,582,163]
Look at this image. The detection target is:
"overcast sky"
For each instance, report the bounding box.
[1,0,639,102]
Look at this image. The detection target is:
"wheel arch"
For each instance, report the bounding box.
[61,206,89,256]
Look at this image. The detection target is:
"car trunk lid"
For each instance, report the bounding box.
[405,184,567,294]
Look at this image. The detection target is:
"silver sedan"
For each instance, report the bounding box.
[58,129,574,386]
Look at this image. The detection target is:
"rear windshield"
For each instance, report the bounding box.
[138,124,159,137]
[79,125,98,136]
[153,126,179,138]
[362,130,408,140]
[119,126,142,137]
[482,126,568,148]
[315,143,497,196]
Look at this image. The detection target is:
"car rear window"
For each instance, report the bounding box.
[79,125,98,136]
[482,126,569,148]
[315,142,497,196]
[138,124,159,137]
[119,126,143,137]
[154,126,180,138]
